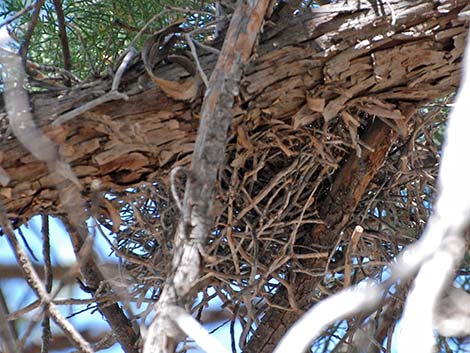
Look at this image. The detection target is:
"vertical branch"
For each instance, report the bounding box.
[52,0,72,72]
[41,214,52,353]
[143,1,270,352]
[18,0,46,60]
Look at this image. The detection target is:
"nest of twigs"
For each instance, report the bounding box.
[100,94,446,341]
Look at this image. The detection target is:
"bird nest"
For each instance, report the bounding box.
[101,95,446,339]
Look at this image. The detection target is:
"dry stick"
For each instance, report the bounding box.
[0,207,94,353]
[184,33,209,87]
[18,0,45,59]
[52,0,72,71]
[52,90,128,126]
[41,214,52,353]
[344,225,363,287]
[7,295,121,322]
[52,48,134,126]
[194,39,221,55]
[112,48,136,91]
[66,22,97,75]
[142,1,270,353]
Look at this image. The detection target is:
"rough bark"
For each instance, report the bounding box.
[0,0,465,223]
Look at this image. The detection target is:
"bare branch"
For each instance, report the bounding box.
[51,47,134,125]
[273,283,382,353]
[143,1,270,352]
[52,0,72,72]
[41,214,52,353]
[52,90,128,126]
[18,0,45,60]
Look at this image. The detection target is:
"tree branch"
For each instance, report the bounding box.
[52,0,72,72]
[143,1,270,352]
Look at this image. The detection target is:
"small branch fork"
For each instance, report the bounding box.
[142,1,270,352]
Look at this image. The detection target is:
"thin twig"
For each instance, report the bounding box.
[184,33,209,87]
[112,48,136,91]
[193,40,221,55]
[41,214,52,353]
[18,0,45,60]
[0,287,19,353]
[52,90,128,126]
[53,0,72,72]
[165,5,216,17]
[66,21,97,76]
[113,18,153,34]
[7,295,121,322]
[170,166,187,213]
[171,305,230,353]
